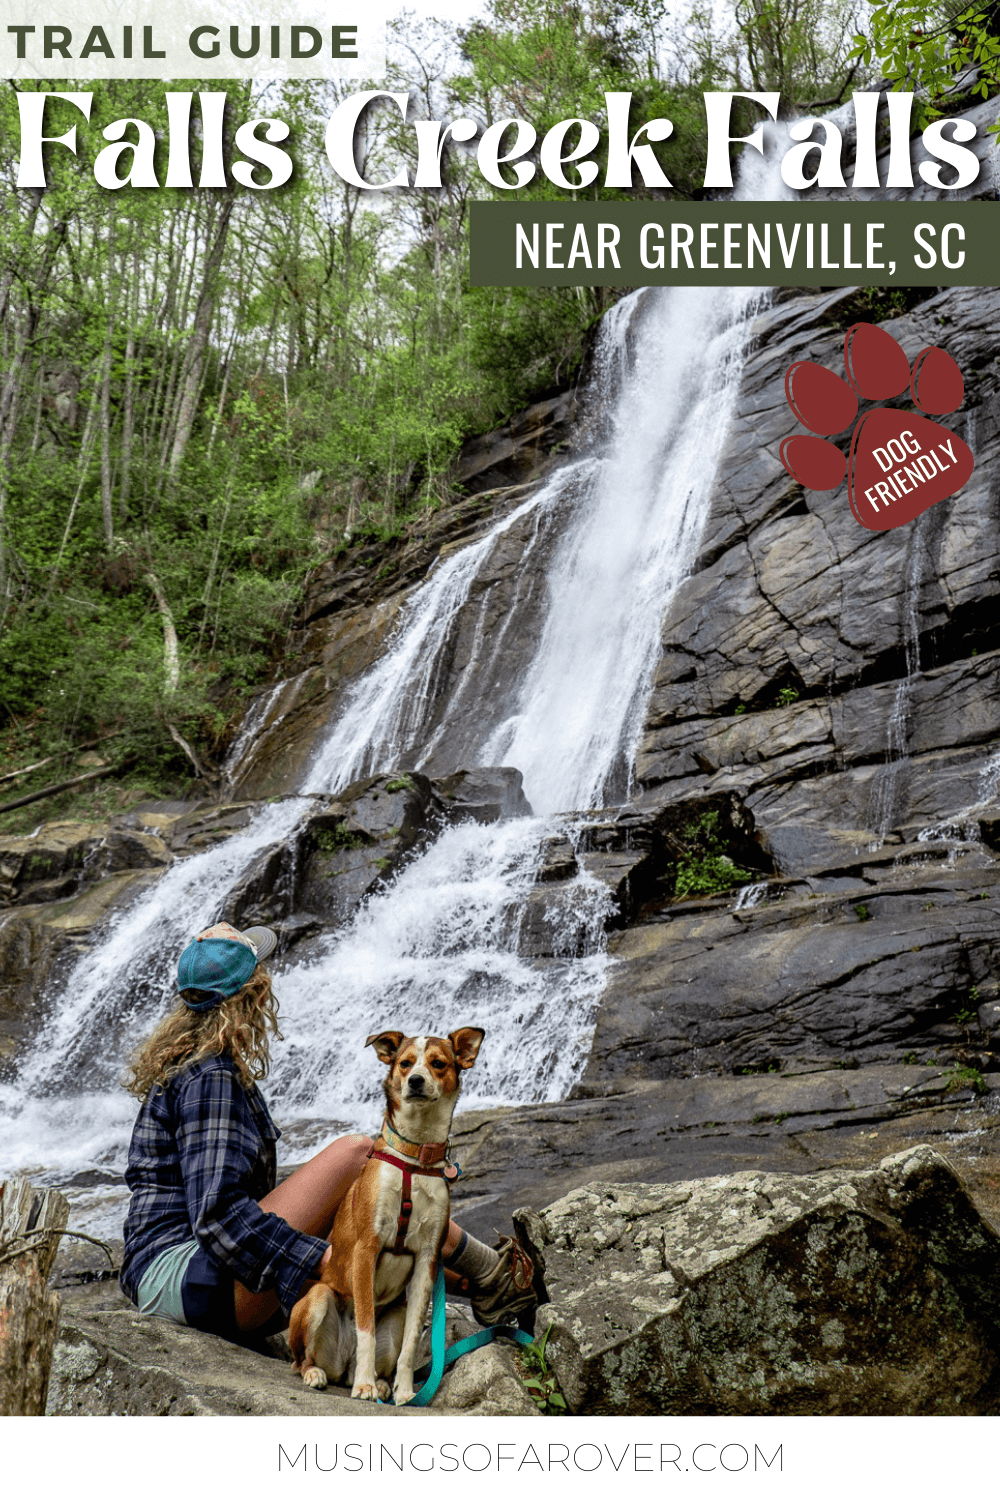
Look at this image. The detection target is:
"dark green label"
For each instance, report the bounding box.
[469,201,997,286]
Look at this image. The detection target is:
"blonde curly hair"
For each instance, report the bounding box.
[125,966,281,1099]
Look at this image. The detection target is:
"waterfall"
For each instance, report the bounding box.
[0,285,757,1217]
[269,285,756,1144]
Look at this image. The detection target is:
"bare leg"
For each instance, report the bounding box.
[442,1221,462,1257]
[233,1133,371,1332]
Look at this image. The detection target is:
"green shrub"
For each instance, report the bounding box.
[673,810,753,898]
[315,824,366,854]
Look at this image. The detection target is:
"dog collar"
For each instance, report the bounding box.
[380,1120,449,1167]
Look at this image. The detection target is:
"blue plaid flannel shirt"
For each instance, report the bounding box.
[120,1054,329,1316]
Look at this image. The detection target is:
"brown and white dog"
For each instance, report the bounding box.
[288,1026,484,1404]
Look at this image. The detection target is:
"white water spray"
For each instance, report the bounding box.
[0,285,757,1211]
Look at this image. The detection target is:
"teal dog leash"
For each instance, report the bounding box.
[383,1264,535,1408]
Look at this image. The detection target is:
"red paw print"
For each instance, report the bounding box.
[779,323,974,532]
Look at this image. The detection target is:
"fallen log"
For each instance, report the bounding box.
[0,730,125,788]
[0,755,136,817]
[0,1178,70,1415]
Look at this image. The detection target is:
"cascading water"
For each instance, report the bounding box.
[1,284,758,1231]
[223,677,296,788]
[268,285,757,1147]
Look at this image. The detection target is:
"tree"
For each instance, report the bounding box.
[850,1,1000,118]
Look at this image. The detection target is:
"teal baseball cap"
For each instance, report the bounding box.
[177,922,277,1012]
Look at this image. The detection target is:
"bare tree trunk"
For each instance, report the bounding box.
[0,217,68,446]
[28,366,44,454]
[0,1178,69,1416]
[46,397,98,594]
[145,571,180,692]
[206,337,236,459]
[168,193,236,478]
[99,218,116,546]
[119,256,138,519]
[158,200,206,473]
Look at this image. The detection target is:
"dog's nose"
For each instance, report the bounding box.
[407,1074,426,1096]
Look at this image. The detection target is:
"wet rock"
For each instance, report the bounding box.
[97,830,172,872]
[435,766,532,822]
[165,803,260,853]
[637,286,1000,848]
[225,774,439,937]
[446,1063,1000,1249]
[517,1145,1000,1414]
[226,769,537,944]
[453,391,578,494]
[536,835,578,882]
[0,822,104,907]
[0,871,162,1066]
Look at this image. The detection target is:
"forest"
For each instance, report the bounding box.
[0,0,994,829]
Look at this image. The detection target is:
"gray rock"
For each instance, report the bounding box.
[46,1283,537,1417]
[435,766,532,822]
[452,391,578,494]
[0,821,105,907]
[583,864,1000,1082]
[517,1145,1000,1414]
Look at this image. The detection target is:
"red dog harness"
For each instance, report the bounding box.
[368,1124,459,1256]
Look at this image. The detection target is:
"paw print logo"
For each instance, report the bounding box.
[779,323,974,532]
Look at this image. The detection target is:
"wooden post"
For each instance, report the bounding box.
[0,1178,70,1416]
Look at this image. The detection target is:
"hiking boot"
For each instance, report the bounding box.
[469,1233,539,1330]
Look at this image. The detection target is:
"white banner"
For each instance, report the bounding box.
[1,0,386,79]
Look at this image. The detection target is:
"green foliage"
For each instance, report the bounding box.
[385,775,417,793]
[775,687,800,708]
[902,1051,920,1064]
[729,0,875,105]
[0,3,895,808]
[946,1063,986,1095]
[673,810,753,898]
[518,1322,567,1414]
[315,824,366,854]
[850,2,1000,123]
[854,903,871,921]
[836,288,911,329]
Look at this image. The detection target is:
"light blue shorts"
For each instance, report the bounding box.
[136,1238,200,1324]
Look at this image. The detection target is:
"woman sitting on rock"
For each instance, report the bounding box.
[119,921,535,1343]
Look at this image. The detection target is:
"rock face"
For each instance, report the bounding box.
[518,1145,1000,1415]
[569,282,1000,1100]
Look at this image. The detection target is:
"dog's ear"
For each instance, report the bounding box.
[449,1027,485,1069]
[367,1031,405,1065]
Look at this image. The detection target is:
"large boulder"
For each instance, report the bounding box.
[46,1280,537,1417]
[518,1145,1000,1415]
